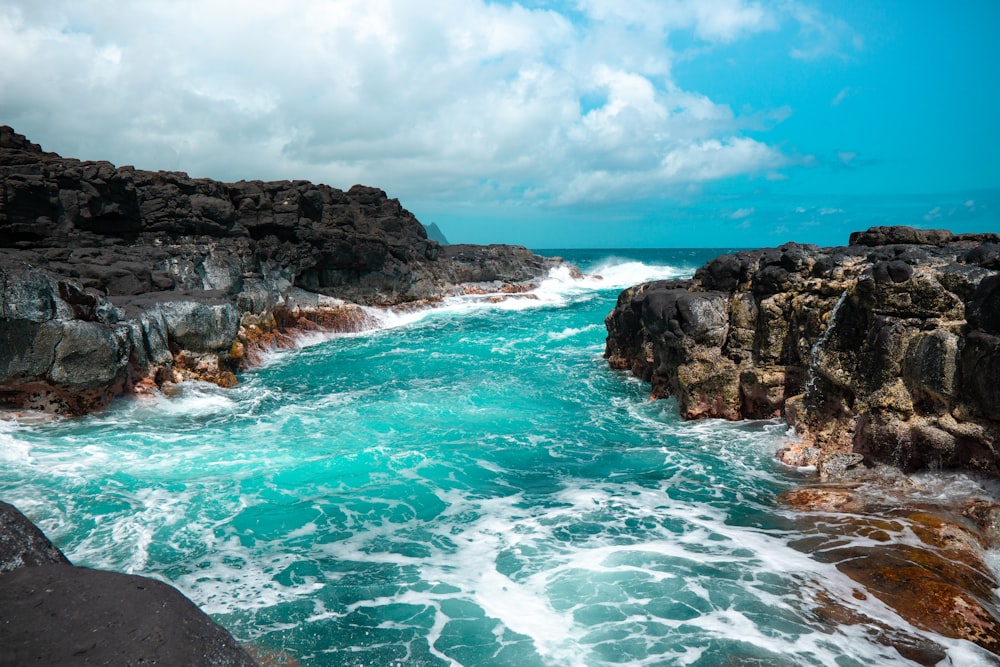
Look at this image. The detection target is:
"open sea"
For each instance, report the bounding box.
[1,249,997,666]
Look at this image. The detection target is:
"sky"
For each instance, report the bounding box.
[1,1,997,248]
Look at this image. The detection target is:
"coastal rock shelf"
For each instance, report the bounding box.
[605,226,1000,478]
[0,126,562,414]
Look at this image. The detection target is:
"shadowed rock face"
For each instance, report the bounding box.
[0,126,563,414]
[0,502,257,666]
[604,228,1000,478]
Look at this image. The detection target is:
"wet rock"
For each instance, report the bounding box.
[606,225,1000,479]
[817,452,864,480]
[781,486,1000,658]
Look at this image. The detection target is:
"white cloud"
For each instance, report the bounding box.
[0,0,800,209]
[730,207,755,219]
[837,151,857,166]
[923,206,942,222]
[819,207,843,215]
[831,87,850,106]
[575,0,776,42]
[785,1,861,60]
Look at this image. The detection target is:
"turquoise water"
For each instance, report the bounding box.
[0,249,992,666]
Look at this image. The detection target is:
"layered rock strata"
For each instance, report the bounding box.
[0,126,563,414]
[0,501,257,665]
[605,226,1000,478]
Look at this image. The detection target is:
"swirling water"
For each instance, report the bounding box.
[0,249,994,666]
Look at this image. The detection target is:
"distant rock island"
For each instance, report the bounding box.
[605,225,1000,479]
[0,125,563,415]
[424,221,450,245]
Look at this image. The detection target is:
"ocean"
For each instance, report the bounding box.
[0,248,995,666]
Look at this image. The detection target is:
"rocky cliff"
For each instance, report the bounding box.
[0,126,563,414]
[605,226,1000,479]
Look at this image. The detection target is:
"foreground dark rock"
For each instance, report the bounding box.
[0,502,256,666]
[0,500,70,572]
[605,226,1000,478]
[0,126,563,414]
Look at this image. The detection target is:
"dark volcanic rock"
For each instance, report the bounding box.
[0,501,70,572]
[0,125,563,414]
[0,565,256,666]
[0,501,256,665]
[605,226,1000,478]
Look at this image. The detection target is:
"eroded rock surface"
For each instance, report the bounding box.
[605,227,1000,478]
[0,126,563,413]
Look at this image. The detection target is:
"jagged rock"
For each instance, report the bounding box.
[0,126,564,414]
[605,227,1000,478]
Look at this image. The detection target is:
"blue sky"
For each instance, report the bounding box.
[1,1,997,247]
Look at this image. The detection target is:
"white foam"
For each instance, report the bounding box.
[132,381,237,420]
[584,258,691,288]
[548,324,603,341]
[0,421,35,464]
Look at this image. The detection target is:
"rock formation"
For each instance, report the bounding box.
[0,126,563,414]
[605,228,1000,657]
[0,501,257,665]
[605,227,1000,479]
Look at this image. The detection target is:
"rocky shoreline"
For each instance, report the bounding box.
[604,226,1000,656]
[4,123,1000,661]
[0,126,565,416]
[0,127,570,664]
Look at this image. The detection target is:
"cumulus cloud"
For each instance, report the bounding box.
[0,0,818,209]
[576,0,775,42]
